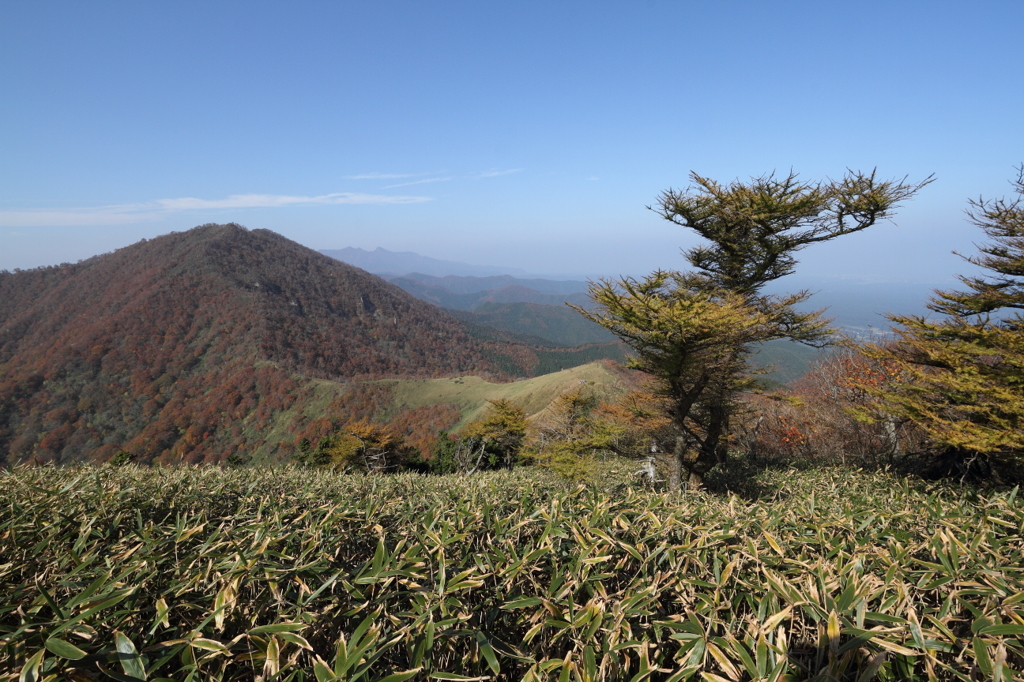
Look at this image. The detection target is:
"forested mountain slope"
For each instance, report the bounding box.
[0,224,580,466]
[392,273,589,296]
[387,276,593,310]
[447,302,618,347]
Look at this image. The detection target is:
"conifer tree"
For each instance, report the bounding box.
[862,169,1024,479]
[578,170,929,489]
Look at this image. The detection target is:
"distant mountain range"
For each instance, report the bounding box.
[322,246,940,334]
[319,247,529,278]
[318,246,944,382]
[316,254,616,351]
[388,274,594,311]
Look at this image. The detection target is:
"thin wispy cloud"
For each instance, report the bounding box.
[344,172,420,180]
[477,168,523,178]
[382,177,454,189]
[0,207,162,227]
[157,192,429,210]
[0,192,432,227]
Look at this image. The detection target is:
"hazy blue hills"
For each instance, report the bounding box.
[319,247,946,383]
[447,301,617,347]
[397,273,590,296]
[388,276,594,311]
[314,252,613,350]
[319,247,528,278]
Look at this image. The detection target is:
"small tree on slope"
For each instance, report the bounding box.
[577,170,930,490]
[859,169,1024,481]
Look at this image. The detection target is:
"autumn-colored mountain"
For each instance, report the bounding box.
[0,224,603,466]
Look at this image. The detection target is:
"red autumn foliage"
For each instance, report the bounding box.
[0,224,562,465]
[736,347,926,466]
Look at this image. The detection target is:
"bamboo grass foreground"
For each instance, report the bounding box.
[1,464,1023,681]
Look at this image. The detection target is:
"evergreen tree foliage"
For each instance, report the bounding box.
[578,170,930,488]
[431,399,528,474]
[862,169,1024,480]
[461,398,528,469]
[524,388,624,481]
[295,420,417,472]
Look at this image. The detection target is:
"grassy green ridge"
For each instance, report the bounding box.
[383,361,627,429]
[2,463,1022,680]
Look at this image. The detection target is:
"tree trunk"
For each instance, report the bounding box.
[688,469,703,489]
[667,448,682,491]
[883,418,900,463]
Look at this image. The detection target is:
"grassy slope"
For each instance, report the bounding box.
[247,339,817,458]
[246,361,630,457]
[382,361,628,429]
[2,464,1021,681]
[240,370,351,462]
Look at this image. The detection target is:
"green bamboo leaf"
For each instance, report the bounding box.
[247,622,307,635]
[854,652,887,682]
[97,662,150,682]
[663,666,699,682]
[263,635,281,678]
[19,649,44,682]
[729,638,757,679]
[973,638,993,678]
[908,620,926,652]
[278,631,313,650]
[376,669,423,682]
[50,588,136,638]
[35,581,66,619]
[115,631,147,680]
[583,645,597,681]
[501,596,543,609]
[971,616,995,634]
[333,633,349,676]
[474,632,500,675]
[696,673,730,682]
[312,657,338,682]
[980,624,1024,635]
[154,597,170,629]
[45,637,87,660]
[189,638,228,652]
[755,633,768,677]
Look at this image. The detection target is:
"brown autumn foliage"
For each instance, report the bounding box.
[0,224,577,466]
[386,404,463,457]
[734,347,927,466]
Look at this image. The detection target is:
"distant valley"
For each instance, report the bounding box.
[321,248,916,384]
[323,246,940,336]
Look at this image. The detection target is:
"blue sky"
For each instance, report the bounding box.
[1,1,1021,282]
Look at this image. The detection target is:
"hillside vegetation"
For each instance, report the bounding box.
[2,463,1021,681]
[387,274,592,311]
[449,302,617,347]
[385,361,628,430]
[0,224,613,467]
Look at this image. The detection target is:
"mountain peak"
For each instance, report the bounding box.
[0,224,555,466]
